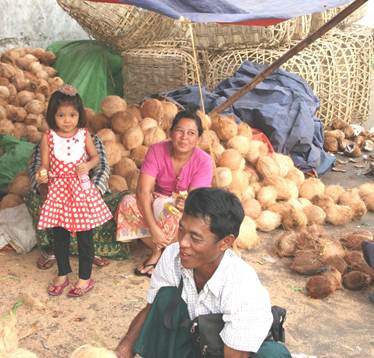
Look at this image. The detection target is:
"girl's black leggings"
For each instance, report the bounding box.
[51,227,94,280]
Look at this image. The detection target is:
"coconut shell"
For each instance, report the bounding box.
[226,135,251,155]
[131,145,148,167]
[242,198,262,219]
[212,167,232,188]
[160,101,179,130]
[290,250,327,275]
[103,141,122,166]
[108,175,128,192]
[111,110,138,135]
[256,186,277,209]
[143,127,166,146]
[217,149,242,171]
[236,216,259,250]
[113,157,137,179]
[0,193,23,209]
[122,126,144,150]
[256,210,281,232]
[245,140,269,164]
[97,128,116,143]
[342,271,371,290]
[140,99,164,122]
[325,204,353,225]
[275,231,298,257]
[303,205,326,225]
[101,96,127,118]
[299,178,325,200]
[211,115,238,141]
[339,230,373,251]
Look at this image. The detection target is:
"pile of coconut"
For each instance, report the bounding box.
[324,118,374,156]
[275,226,374,299]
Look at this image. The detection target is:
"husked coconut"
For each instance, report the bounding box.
[338,189,367,219]
[299,178,325,200]
[256,210,281,232]
[17,90,35,106]
[101,96,127,118]
[256,156,280,178]
[127,168,140,192]
[103,141,122,166]
[306,269,342,299]
[282,206,308,231]
[339,230,373,250]
[342,271,371,290]
[143,127,166,146]
[286,167,305,188]
[244,165,260,183]
[319,239,345,261]
[242,198,261,219]
[113,157,137,179]
[89,113,109,133]
[160,101,178,130]
[229,170,249,193]
[361,192,374,212]
[97,128,116,142]
[218,149,242,170]
[290,250,327,275]
[331,118,347,130]
[298,198,312,208]
[212,142,225,161]
[24,99,44,115]
[275,231,298,257]
[268,202,290,216]
[241,186,255,201]
[237,122,252,139]
[245,140,268,164]
[323,255,347,274]
[324,204,353,225]
[198,130,219,152]
[211,115,238,141]
[303,205,326,225]
[111,111,138,135]
[287,198,303,210]
[140,99,164,122]
[226,135,251,155]
[263,175,298,200]
[0,193,23,209]
[256,186,277,209]
[324,136,338,152]
[196,110,211,130]
[236,216,259,250]
[312,195,335,211]
[358,183,374,198]
[271,153,294,177]
[131,145,148,167]
[325,185,345,203]
[126,105,143,122]
[212,167,232,188]
[0,105,7,120]
[122,126,144,150]
[139,117,158,132]
[109,175,128,192]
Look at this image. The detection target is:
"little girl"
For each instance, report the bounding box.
[36,85,112,297]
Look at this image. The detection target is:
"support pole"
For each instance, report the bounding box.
[209,0,368,117]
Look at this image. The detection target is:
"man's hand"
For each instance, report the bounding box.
[151,225,171,249]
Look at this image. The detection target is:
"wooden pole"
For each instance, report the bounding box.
[209,0,368,117]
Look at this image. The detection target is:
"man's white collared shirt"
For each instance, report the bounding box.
[147,242,273,353]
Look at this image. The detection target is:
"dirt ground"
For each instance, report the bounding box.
[1,156,374,358]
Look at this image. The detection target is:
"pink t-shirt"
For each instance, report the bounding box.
[141,141,213,196]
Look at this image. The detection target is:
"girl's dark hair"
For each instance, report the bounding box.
[184,188,244,241]
[46,89,86,130]
[170,110,203,136]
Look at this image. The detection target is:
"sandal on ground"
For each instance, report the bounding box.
[93,256,110,267]
[48,278,69,296]
[134,261,157,278]
[67,279,95,298]
[37,253,56,270]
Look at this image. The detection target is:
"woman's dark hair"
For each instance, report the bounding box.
[46,89,86,130]
[184,188,244,240]
[170,109,203,136]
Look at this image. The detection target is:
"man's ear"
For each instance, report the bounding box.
[219,234,236,251]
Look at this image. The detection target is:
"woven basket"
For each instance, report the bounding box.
[57,0,177,51]
[122,46,200,103]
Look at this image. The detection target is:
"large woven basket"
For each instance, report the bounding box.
[57,0,177,51]
[122,45,200,103]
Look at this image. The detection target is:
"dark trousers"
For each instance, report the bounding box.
[51,227,94,280]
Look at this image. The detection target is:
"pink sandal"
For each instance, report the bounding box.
[67,279,95,298]
[48,278,69,296]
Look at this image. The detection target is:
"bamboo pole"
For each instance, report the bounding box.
[209,0,368,117]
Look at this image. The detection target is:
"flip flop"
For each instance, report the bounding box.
[67,279,95,298]
[48,278,69,296]
[134,262,157,278]
[93,256,110,267]
[37,253,56,270]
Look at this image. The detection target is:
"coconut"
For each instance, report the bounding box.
[139,117,158,132]
[0,77,9,86]
[0,193,23,209]
[303,205,326,225]
[140,98,164,123]
[211,115,238,141]
[323,255,347,274]
[236,216,259,250]
[71,344,117,358]
[245,140,269,164]
[340,230,373,251]
[256,186,277,209]
[48,76,65,91]
[0,62,17,78]
[160,101,179,130]
[312,195,335,211]
[242,198,261,219]
[275,231,298,257]
[101,96,127,118]
[325,185,345,203]
[290,250,327,275]
[325,129,345,141]
[103,141,122,166]
[127,168,140,192]
[361,192,374,212]
[88,113,108,133]
[343,125,355,139]
[108,175,128,192]
[271,153,294,177]
[263,175,298,200]
[131,145,148,167]
[306,269,342,299]
[237,122,252,139]
[0,119,15,135]
[0,85,10,99]
[256,210,281,232]
[282,207,308,231]
[113,157,137,179]
[13,123,26,139]
[34,92,46,103]
[287,198,304,210]
[256,156,280,178]
[344,251,365,267]
[319,239,345,261]
[126,104,143,122]
[299,178,325,200]
[96,128,116,143]
[241,186,256,201]
[24,100,44,115]
[298,198,312,208]
[325,204,353,225]
[358,183,374,198]
[196,110,211,130]
[211,142,225,161]
[285,167,305,188]
[143,126,166,146]
[268,202,290,216]
[324,136,338,152]
[229,170,249,193]
[17,90,35,106]
[338,189,367,219]
[342,271,371,290]
[25,127,42,143]
[225,135,250,155]
[331,118,347,130]
[198,130,219,152]
[122,126,144,150]
[24,113,42,128]
[212,167,232,188]
[111,110,138,135]
[217,149,242,171]
[0,105,7,120]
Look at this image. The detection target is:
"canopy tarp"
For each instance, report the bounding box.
[89,0,353,25]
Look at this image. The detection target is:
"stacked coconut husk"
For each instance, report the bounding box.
[275,227,374,299]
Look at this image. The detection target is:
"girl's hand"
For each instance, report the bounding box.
[150,225,170,249]
[36,168,48,185]
[76,163,89,175]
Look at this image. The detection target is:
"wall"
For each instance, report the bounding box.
[0,0,88,52]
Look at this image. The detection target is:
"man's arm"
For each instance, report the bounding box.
[224,345,251,358]
[115,304,152,358]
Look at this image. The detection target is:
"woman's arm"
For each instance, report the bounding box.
[76,133,99,175]
[136,173,170,248]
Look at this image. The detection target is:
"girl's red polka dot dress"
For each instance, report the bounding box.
[37,129,112,232]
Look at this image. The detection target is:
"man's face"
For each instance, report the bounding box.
[178,213,226,270]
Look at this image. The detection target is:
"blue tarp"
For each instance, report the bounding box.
[90,0,353,23]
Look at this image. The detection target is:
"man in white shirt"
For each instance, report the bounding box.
[116,188,291,358]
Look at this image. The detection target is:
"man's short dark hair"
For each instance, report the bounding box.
[184,188,244,240]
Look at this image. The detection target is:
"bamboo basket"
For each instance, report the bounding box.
[57,0,177,51]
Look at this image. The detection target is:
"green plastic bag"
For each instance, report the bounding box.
[47,40,124,112]
[0,135,34,193]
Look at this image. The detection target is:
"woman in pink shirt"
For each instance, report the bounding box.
[116,110,213,277]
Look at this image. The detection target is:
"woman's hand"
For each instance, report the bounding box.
[175,197,186,212]
[76,162,90,176]
[150,225,170,249]
[36,168,48,185]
